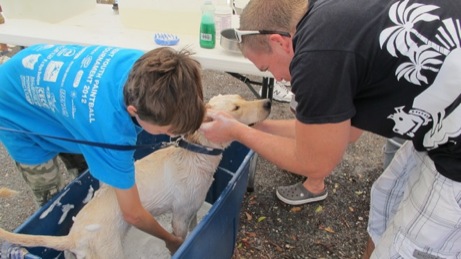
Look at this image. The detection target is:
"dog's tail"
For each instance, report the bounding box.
[0,187,19,198]
[0,227,73,251]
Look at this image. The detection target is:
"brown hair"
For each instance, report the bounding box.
[239,0,308,54]
[123,47,205,135]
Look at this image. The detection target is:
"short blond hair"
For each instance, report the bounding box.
[239,0,308,53]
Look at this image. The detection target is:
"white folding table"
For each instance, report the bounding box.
[0,4,275,98]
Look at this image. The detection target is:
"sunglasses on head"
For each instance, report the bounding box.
[233,29,291,43]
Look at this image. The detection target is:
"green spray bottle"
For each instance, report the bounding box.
[199,0,216,49]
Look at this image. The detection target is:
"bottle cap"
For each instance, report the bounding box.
[215,6,232,15]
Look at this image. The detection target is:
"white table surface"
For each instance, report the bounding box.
[0,4,272,78]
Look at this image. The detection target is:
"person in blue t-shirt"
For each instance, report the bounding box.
[0,44,205,253]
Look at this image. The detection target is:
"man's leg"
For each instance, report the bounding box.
[369,142,461,258]
[366,141,411,257]
[362,236,374,259]
[58,153,88,178]
[303,177,326,194]
[361,136,406,258]
[15,156,65,206]
[382,137,406,170]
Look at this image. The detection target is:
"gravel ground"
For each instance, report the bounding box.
[0,43,386,258]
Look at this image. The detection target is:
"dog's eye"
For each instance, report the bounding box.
[233,106,240,111]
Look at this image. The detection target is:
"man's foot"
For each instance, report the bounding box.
[259,81,294,103]
[276,182,328,205]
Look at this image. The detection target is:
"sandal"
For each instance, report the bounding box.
[276,182,328,205]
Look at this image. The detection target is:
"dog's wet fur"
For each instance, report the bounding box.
[0,94,271,259]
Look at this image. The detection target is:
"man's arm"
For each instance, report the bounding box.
[350,126,363,143]
[201,110,351,180]
[236,120,350,179]
[253,119,361,143]
[114,185,183,253]
[253,119,296,138]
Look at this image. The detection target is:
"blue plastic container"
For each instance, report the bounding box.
[4,132,254,259]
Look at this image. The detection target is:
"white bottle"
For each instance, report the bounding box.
[214,5,232,39]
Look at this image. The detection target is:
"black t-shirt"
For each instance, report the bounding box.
[291,0,461,181]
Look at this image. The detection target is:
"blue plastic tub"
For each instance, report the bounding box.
[2,132,254,259]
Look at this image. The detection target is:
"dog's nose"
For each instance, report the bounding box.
[263,99,272,111]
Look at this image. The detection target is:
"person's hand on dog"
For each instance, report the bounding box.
[200,109,243,143]
[166,234,184,255]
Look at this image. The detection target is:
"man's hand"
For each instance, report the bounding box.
[165,234,184,255]
[200,110,242,143]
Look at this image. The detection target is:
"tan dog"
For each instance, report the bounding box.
[0,94,271,259]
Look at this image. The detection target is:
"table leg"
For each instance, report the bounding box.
[260,77,274,100]
[226,72,274,100]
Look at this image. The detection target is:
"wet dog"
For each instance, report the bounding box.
[0,94,271,259]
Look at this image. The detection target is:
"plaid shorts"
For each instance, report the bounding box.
[368,141,461,259]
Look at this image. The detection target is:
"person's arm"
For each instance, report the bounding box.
[349,126,363,143]
[253,119,360,146]
[253,119,296,138]
[114,185,183,254]
[200,110,351,179]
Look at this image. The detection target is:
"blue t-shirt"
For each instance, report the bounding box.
[0,44,145,189]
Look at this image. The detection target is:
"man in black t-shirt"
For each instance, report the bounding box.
[200,0,461,257]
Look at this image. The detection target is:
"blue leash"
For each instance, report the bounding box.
[0,126,162,150]
[0,126,223,155]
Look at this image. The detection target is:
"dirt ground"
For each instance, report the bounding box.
[201,72,386,259]
[0,35,386,259]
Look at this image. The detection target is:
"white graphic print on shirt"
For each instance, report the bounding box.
[19,46,119,123]
[381,0,461,149]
